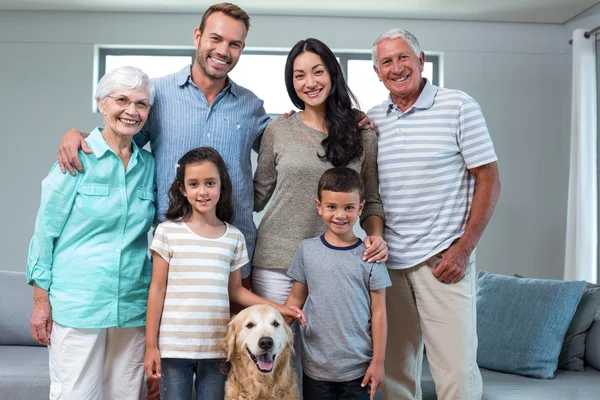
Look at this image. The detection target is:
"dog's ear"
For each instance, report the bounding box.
[284,322,295,356]
[224,318,238,362]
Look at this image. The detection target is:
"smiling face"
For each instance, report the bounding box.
[97,89,150,139]
[180,161,221,218]
[225,304,293,374]
[292,51,332,112]
[316,189,364,240]
[194,11,246,81]
[374,37,425,110]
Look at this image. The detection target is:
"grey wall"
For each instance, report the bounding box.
[0,10,574,279]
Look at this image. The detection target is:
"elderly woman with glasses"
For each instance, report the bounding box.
[26,66,156,400]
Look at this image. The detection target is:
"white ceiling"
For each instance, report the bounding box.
[0,0,598,24]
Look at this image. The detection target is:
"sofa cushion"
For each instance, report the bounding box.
[0,271,41,346]
[421,356,600,400]
[558,287,600,371]
[586,320,600,370]
[476,271,586,378]
[0,345,49,399]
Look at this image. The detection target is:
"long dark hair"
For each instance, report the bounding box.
[165,147,234,223]
[284,38,363,167]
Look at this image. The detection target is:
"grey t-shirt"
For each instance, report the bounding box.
[287,235,392,382]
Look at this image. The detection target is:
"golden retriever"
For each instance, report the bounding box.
[224,304,298,400]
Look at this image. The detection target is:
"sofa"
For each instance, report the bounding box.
[420,272,600,400]
[0,270,49,399]
[2,269,599,400]
[0,270,155,400]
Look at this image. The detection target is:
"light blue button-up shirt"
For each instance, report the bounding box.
[27,128,156,328]
[134,66,270,278]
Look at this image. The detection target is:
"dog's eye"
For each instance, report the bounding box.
[246,322,254,329]
[272,321,280,327]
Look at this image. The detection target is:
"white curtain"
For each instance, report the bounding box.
[564,29,598,283]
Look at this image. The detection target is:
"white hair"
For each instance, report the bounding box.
[371,29,421,69]
[95,66,155,105]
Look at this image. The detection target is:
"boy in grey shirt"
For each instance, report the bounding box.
[286,167,391,400]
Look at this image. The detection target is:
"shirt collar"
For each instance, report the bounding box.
[88,127,144,165]
[177,64,240,98]
[384,78,438,113]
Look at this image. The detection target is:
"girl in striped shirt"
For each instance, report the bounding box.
[144,147,304,400]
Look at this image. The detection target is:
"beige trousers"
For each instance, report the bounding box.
[48,322,146,400]
[383,253,482,400]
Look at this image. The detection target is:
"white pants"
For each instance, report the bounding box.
[48,322,146,400]
[252,267,303,396]
[384,253,482,400]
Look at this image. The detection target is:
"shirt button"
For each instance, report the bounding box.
[116,249,120,254]
[207,132,211,137]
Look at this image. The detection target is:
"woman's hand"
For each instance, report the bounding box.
[363,236,388,263]
[277,304,307,327]
[30,300,53,345]
[58,129,92,175]
[144,346,162,379]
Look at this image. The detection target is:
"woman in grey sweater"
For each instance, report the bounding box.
[252,38,388,393]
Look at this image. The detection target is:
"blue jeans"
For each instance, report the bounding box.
[160,358,226,400]
[303,374,382,400]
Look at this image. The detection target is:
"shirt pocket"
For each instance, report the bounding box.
[137,188,156,221]
[75,184,110,217]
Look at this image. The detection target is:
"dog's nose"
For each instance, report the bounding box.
[258,336,274,350]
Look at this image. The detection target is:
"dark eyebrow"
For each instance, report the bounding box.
[312,64,325,70]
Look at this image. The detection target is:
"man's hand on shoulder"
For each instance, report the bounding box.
[58,129,92,175]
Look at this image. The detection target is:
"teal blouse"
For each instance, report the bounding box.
[27,127,156,328]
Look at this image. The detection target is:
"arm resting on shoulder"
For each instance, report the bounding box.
[58,129,91,175]
[228,269,306,325]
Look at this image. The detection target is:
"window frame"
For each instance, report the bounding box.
[95,46,442,113]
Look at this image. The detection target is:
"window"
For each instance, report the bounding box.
[97,47,441,114]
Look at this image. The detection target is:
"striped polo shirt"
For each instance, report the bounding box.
[368,79,498,269]
[150,220,249,359]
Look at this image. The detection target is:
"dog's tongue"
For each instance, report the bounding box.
[257,353,274,371]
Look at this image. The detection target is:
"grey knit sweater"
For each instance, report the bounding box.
[252,113,384,270]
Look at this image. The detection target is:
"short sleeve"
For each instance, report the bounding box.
[149,223,172,263]
[368,262,392,291]
[457,96,498,169]
[286,242,307,285]
[230,231,249,272]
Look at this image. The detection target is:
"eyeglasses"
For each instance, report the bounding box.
[106,95,151,110]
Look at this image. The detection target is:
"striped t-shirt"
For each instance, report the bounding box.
[150,220,249,359]
[368,79,498,269]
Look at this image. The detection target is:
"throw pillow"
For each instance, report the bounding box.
[476,271,586,378]
[558,287,600,371]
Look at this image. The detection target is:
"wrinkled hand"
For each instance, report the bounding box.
[278,305,306,327]
[431,244,470,284]
[30,301,53,345]
[356,110,375,130]
[361,361,384,399]
[144,346,162,379]
[363,236,388,263]
[58,129,92,175]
